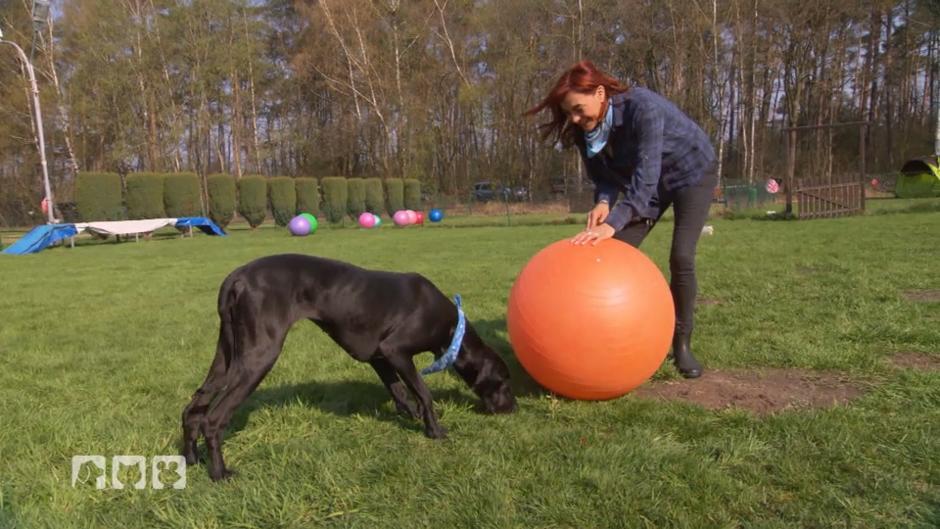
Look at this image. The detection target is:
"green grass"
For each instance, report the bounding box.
[0,204,938,528]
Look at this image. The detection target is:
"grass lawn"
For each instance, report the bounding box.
[0,202,938,528]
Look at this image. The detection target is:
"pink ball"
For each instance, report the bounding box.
[405,210,417,224]
[393,210,410,226]
[358,212,376,228]
[415,211,425,225]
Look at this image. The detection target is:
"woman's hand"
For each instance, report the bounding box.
[586,201,610,229]
[571,223,615,246]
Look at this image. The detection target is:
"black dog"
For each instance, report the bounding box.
[181,253,516,481]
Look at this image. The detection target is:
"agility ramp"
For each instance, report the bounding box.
[2,217,225,255]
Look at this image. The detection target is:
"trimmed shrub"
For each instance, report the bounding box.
[207,173,236,228]
[268,176,296,227]
[238,176,267,228]
[295,177,321,217]
[321,177,348,224]
[125,173,165,219]
[347,178,366,217]
[364,178,384,214]
[385,178,404,216]
[164,172,202,217]
[75,172,123,221]
[403,178,422,210]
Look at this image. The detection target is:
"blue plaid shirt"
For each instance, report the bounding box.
[576,88,716,230]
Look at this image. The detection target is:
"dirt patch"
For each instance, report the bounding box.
[696,297,722,306]
[889,352,940,371]
[902,289,940,302]
[633,368,863,415]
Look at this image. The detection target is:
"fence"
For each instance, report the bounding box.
[794,178,865,219]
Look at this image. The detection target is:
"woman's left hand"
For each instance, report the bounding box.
[571,223,615,245]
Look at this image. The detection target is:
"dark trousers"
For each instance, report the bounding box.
[613,169,717,341]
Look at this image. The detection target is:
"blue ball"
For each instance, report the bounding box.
[429,208,444,223]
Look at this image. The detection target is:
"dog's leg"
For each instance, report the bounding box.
[368,357,419,419]
[380,347,447,439]
[181,344,228,465]
[200,348,281,481]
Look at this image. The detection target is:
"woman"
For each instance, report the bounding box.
[526,60,717,379]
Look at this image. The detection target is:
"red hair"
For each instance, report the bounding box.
[525,60,629,147]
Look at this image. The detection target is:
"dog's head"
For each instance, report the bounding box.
[453,325,517,414]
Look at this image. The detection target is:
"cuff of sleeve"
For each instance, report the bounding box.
[604,203,633,231]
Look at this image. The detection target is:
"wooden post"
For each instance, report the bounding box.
[859,123,867,213]
[785,128,796,215]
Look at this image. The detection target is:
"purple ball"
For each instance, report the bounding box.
[288,215,311,236]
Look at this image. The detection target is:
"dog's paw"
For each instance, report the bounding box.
[424,425,448,439]
[209,468,237,482]
[182,448,201,466]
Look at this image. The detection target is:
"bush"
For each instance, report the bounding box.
[238,176,267,228]
[207,174,236,228]
[164,172,202,217]
[295,177,320,217]
[385,178,404,215]
[321,177,348,224]
[268,176,297,227]
[75,172,123,221]
[364,178,384,214]
[403,178,422,210]
[125,173,165,219]
[347,178,366,217]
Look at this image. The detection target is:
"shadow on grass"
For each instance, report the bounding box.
[224,317,546,439]
[229,380,475,436]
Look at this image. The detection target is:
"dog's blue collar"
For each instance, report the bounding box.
[421,294,465,375]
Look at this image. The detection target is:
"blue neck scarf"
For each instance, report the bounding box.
[584,102,613,158]
[421,295,465,375]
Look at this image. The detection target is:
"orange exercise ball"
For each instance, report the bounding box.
[507,239,675,400]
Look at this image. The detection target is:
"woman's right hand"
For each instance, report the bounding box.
[587,201,610,229]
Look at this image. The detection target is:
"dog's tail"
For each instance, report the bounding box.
[218,276,247,370]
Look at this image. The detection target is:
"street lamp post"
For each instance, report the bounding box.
[0,28,55,224]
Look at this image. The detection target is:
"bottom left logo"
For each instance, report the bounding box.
[71,455,186,490]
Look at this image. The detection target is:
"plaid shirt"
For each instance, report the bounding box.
[576,88,716,230]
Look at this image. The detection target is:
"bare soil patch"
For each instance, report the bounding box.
[889,352,940,371]
[633,368,864,415]
[902,290,940,302]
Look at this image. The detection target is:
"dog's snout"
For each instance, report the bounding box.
[484,385,517,414]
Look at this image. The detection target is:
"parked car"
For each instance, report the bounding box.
[472,181,529,202]
[472,181,499,202]
[550,177,590,196]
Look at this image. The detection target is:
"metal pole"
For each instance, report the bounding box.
[1,38,54,224]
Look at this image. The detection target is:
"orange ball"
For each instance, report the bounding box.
[507,239,675,400]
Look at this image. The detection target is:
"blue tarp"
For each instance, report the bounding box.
[2,224,78,255]
[174,217,227,236]
[2,217,225,255]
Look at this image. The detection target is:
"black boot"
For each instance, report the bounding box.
[672,334,702,379]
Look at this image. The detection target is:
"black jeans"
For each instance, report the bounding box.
[612,168,717,341]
